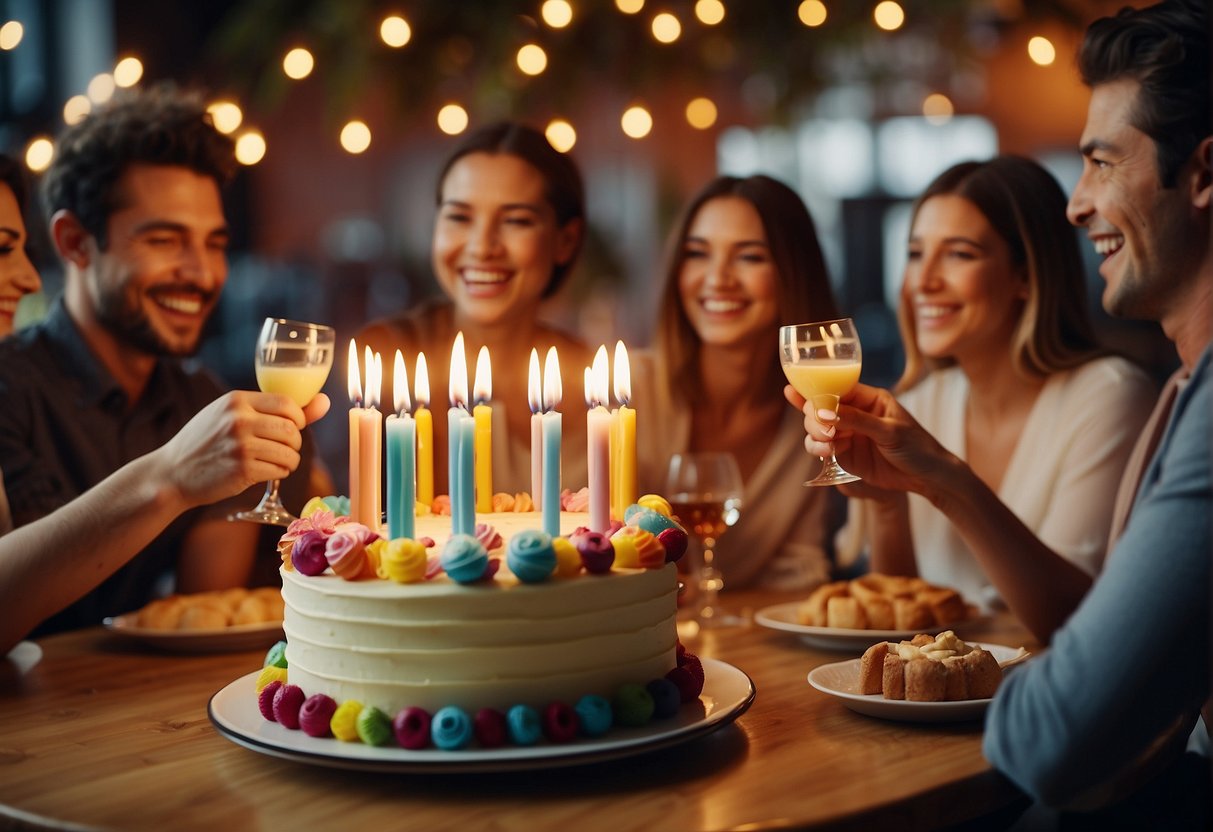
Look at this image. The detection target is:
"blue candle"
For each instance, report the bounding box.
[387,351,416,540]
[386,414,416,539]
[541,347,562,538]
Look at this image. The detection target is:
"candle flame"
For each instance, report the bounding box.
[473,345,492,405]
[415,352,430,408]
[528,348,543,414]
[449,331,469,410]
[543,346,562,411]
[347,339,362,405]
[613,340,631,405]
[367,351,382,411]
[592,344,610,408]
[394,350,412,415]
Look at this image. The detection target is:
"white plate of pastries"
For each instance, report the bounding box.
[104,587,284,653]
[755,573,983,651]
[807,632,1028,723]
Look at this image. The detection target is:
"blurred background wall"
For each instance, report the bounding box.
[0,0,1176,492]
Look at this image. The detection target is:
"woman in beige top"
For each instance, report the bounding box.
[636,175,839,590]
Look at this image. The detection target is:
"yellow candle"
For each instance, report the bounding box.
[473,345,492,514]
[614,341,636,514]
[414,353,433,506]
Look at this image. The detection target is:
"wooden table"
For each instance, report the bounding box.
[0,591,1034,831]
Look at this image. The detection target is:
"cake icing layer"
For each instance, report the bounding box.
[280,511,680,714]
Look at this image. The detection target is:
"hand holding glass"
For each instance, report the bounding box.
[779,318,862,486]
[233,318,335,526]
[666,452,743,628]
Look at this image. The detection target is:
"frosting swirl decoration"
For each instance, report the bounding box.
[507,529,557,583]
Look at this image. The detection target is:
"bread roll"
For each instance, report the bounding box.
[859,642,889,694]
[826,596,868,629]
[893,598,933,631]
[882,653,906,700]
[905,658,947,701]
[962,648,1002,698]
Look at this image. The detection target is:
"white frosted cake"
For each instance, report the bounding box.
[275,506,687,720]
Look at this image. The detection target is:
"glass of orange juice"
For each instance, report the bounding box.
[779,318,862,486]
[234,318,335,525]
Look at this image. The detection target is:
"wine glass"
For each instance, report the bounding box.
[666,452,743,629]
[232,318,335,526]
[779,318,863,486]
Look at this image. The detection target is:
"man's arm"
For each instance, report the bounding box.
[0,392,329,654]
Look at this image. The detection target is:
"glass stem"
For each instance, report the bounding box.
[260,478,282,508]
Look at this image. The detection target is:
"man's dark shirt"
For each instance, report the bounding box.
[0,300,312,635]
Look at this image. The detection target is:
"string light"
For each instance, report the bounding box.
[541,0,573,29]
[873,1,904,31]
[437,104,469,135]
[695,0,725,25]
[24,137,54,172]
[545,119,577,152]
[621,106,653,138]
[283,47,315,80]
[651,12,681,43]
[616,0,644,12]
[340,120,372,154]
[922,93,953,125]
[113,57,143,88]
[1,20,24,50]
[207,101,243,134]
[63,95,91,125]
[87,74,115,104]
[235,130,267,165]
[1027,36,1056,66]
[685,97,717,129]
[517,43,548,76]
[798,1,827,27]
[380,15,411,47]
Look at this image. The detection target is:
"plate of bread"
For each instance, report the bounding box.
[104,587,284,653]
[755,573,982,651]
[807,632,1028,722]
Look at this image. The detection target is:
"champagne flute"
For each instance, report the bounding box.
[666,452,743,628]
[779,318,862,486]
[233,318,335,526]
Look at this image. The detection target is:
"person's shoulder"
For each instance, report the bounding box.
[357,299,454,355]
[1061,355,1156,401]
[0,324,54,387]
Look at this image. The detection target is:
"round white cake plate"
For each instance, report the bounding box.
[807,643,1024,723]
[208,658,754,773]
[754,602,989,652]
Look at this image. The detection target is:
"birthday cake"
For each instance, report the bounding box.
[261,493,700,750]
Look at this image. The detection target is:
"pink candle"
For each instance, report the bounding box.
[347,340,363,523]
[529,348,543,503]
[586,346,611,532]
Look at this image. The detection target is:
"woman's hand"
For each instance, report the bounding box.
[783,383,959,502]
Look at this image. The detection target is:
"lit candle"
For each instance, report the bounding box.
[448,332,475,536]
[541,346,562,538]
[614,340,637,515]
[358,347,384,531]
[414,353,433,506]
[347,340,363,525]
[386,350,416,540]
[586,346,611,532]
[528,348,543,504]
[473,345,493,513]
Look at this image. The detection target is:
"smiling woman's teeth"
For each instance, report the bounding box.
[463,269,509,285]
[916,305,953,319]
[702,298,745,313]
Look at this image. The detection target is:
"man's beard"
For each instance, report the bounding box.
[95,282,212,357]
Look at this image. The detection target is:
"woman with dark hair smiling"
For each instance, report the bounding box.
[636,174,840,591]
[359,122,592,498]
[0,153,42,337]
